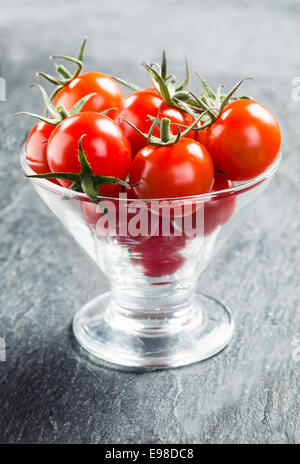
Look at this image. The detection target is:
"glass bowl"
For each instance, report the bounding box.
[20,149,281,369]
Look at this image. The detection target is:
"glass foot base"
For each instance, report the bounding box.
[73,292,234,369]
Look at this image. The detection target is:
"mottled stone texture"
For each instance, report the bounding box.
[0,0,299,444]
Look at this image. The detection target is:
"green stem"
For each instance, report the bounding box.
[56,64,71,79]
[161,118,171,143]
[161,50,167,80]
[57,105,69,120]
[81,177,98,201]
[111,76,142,92]
[77,36,88,62]
[36,71,63,86]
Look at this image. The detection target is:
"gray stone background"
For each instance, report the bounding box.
[0,0,299,444]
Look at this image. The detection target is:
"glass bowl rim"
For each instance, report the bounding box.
[20,147,281,203]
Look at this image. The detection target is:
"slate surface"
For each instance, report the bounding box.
[0,0,299,444]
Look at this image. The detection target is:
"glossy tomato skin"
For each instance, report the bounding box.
[133,240,185,278]
[129,138,214,199]
[81,200,101,229]
[177,172,236,237]
[47,112,131,196]
[81,195,152,247]
[118,88,196,157]
[197,100,281,181]
[25,121,55,174]
[54,72,124,120]
[130,216,187,277]
[203,172,236,235]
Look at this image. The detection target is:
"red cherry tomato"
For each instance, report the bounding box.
[197,100,281,180]
[54,72,124,120]
[129,138,214,199]
[136,248,185,278]
[130,216,187,277]
[118,88,196,156]
[203,172,236,236]
[81,200,189,277]
[177,172,237,238]
[81,196,152,247]
[25,121,55,174]
[47,112,131,196]
[80,200,103,229]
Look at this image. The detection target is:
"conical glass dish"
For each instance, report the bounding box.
[21,150,281,368]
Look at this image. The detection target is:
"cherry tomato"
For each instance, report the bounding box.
[54,72,124,120]
[25,121,55,174]
[80,200,103,229]
[129,138,214,199]
[204,172,236,235]
[179,172,236,237]
[130,216,187,277]
[197,100,281,180]
[136,247,185,278]
[47,112,131,196]
[81,196,152,247]
[118,88,196,156]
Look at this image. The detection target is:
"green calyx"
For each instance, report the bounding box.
[113,50,194,115]
[36,36,88,101]
[140,50,190,109]
[24,135,138,202]
[113,50,252,128]
[184,74,253,129]
[120,107,210,147]
[15,84,115,125]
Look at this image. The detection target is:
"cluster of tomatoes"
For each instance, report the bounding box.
[22,38,281,277]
